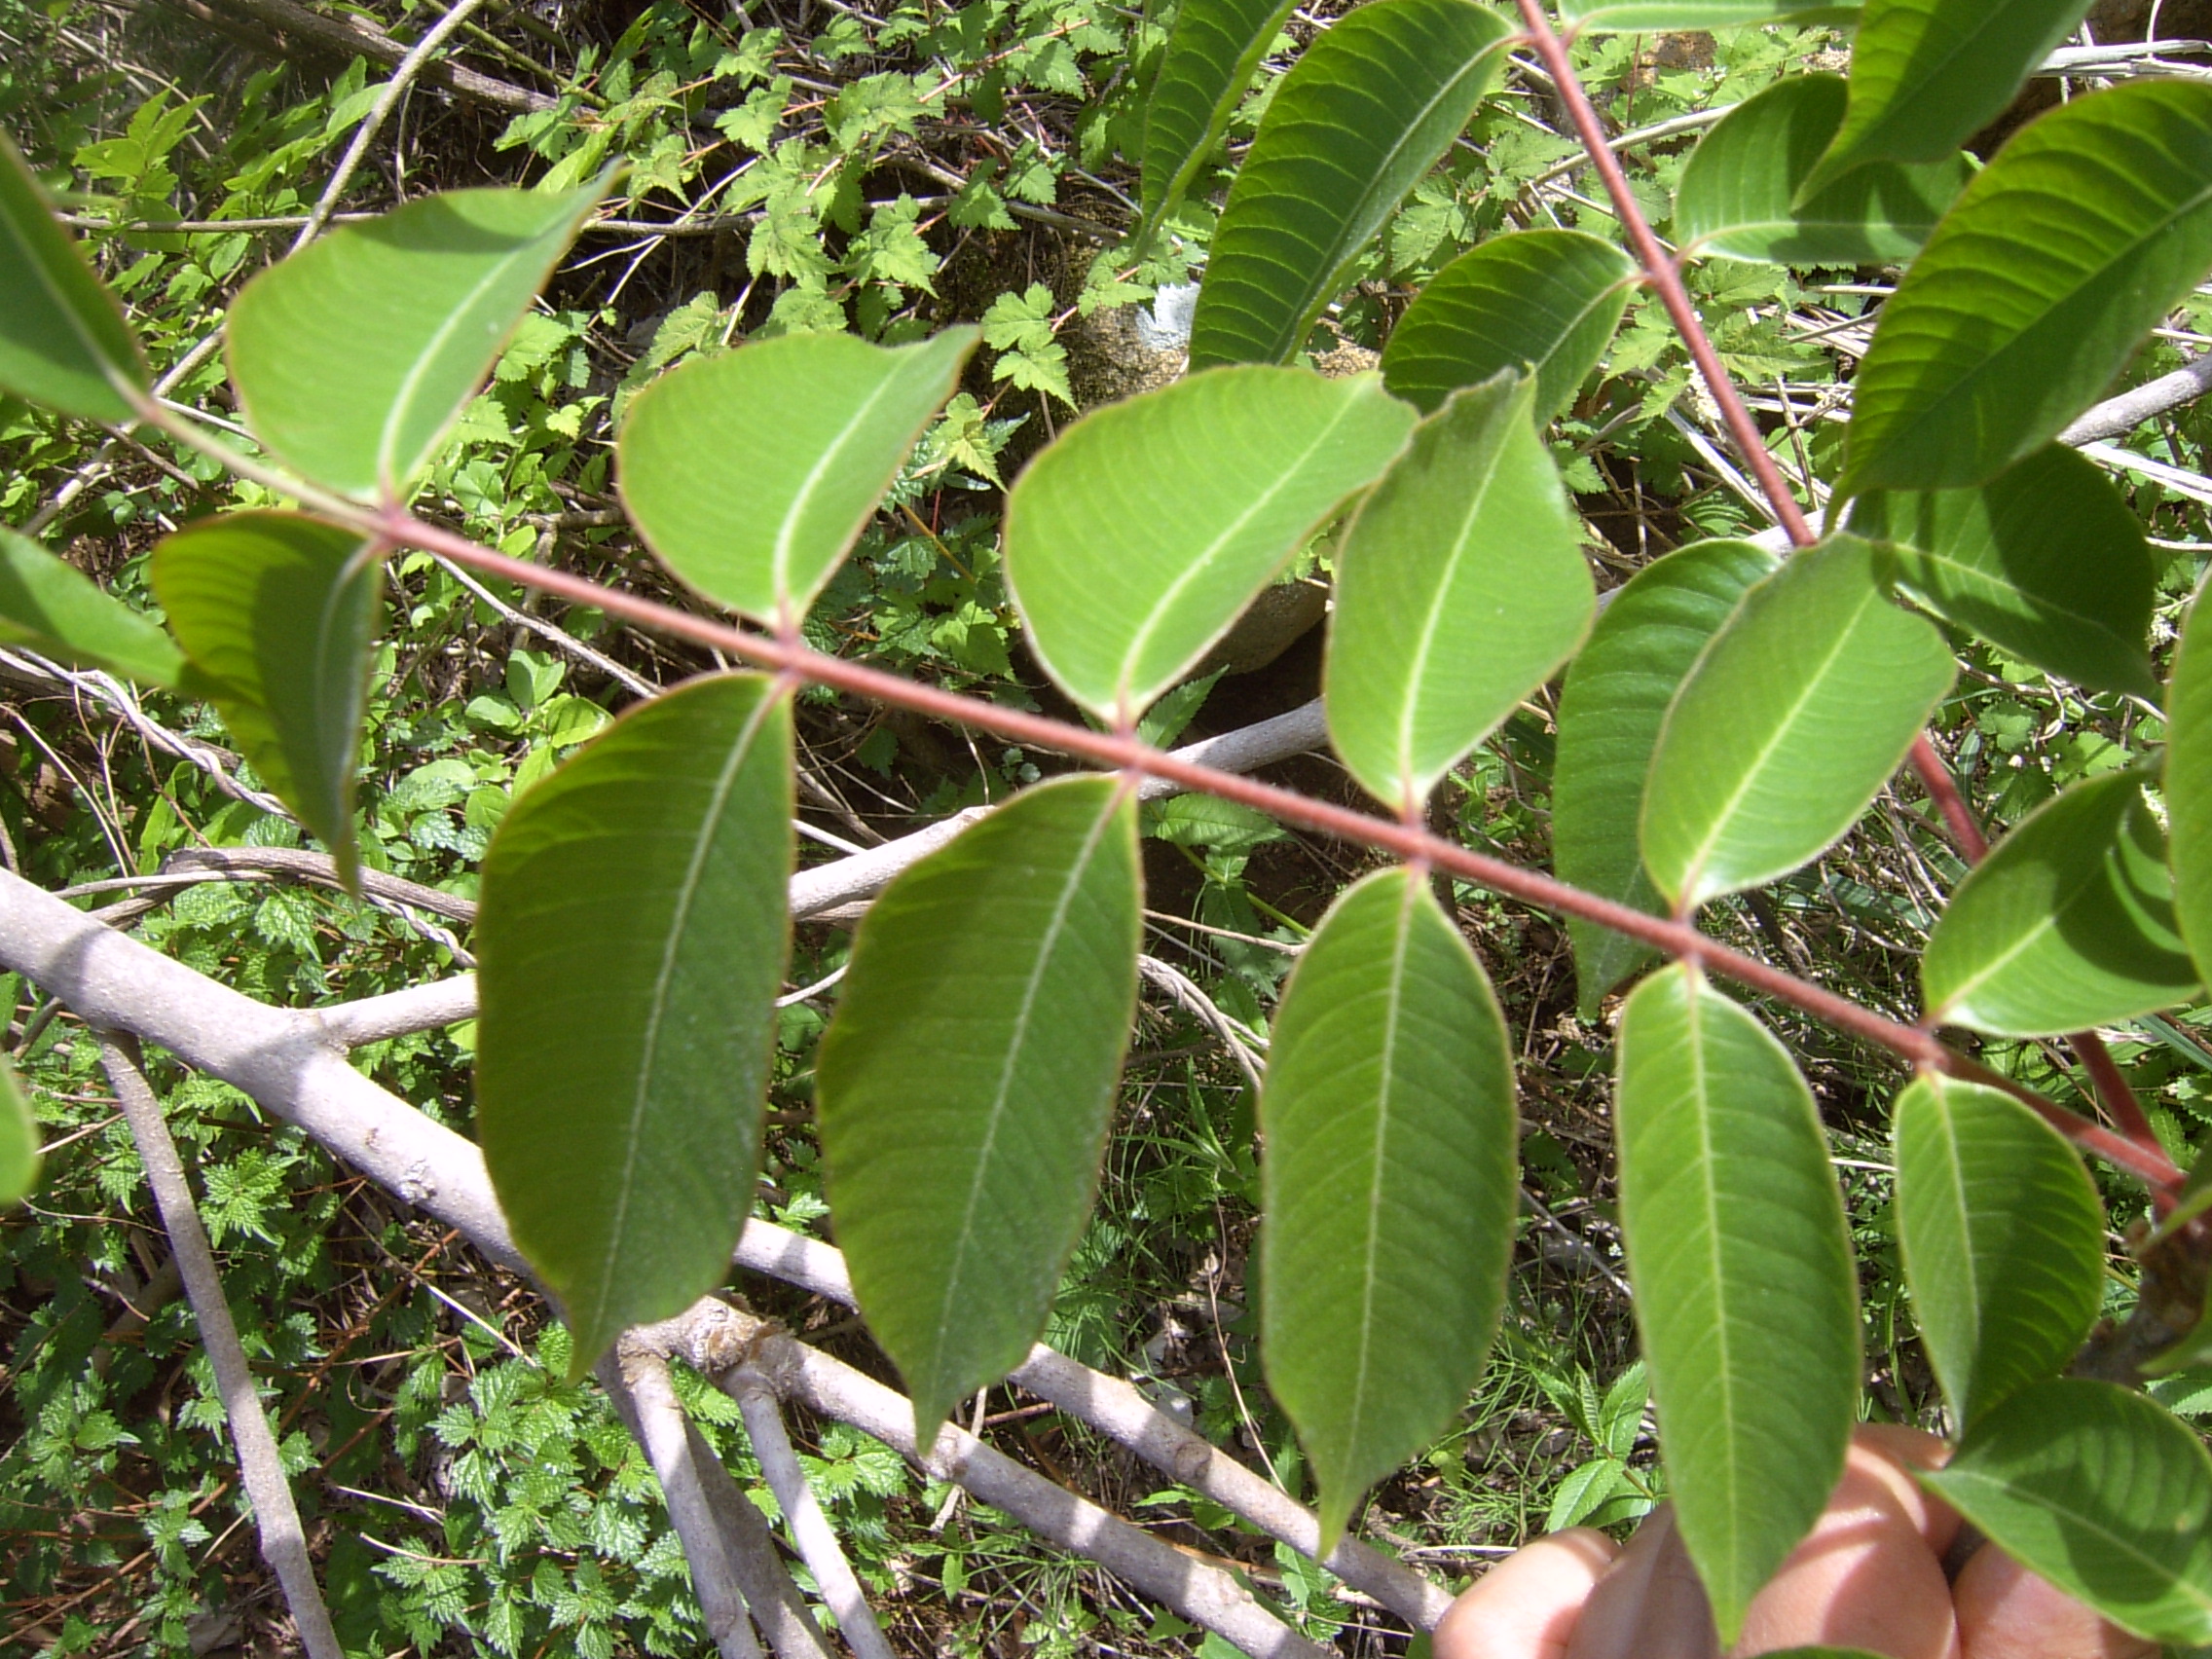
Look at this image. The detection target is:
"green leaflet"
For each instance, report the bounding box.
[1554,538,1779,1015]
[1674,76,1968,267]
[817,776,1142,1439]
[1378,230,1635,418]
[226,181,607,500]
[1003,366,1416,723]
[151,512,381,889]
[1560,0,1858,24]
[1325,374,1594,814]
[1849,445,2157,699]
[0,1056,38,1206]
[0,528,183,687]
[1797,0,2097,201]
[1641,535,1954,911]
[1138,0,1298,240]
[2167,581,2212,983]
[1843,82,2212,496]
[619,328,977,627]
[1922,772,2196,1037]
[476,674,793,1379]
[1260,867,1517,1549]
[1188,0,1512,370]
[0,128,147,424]
[1615,964,1859,1642]
[1894,1077,2105,1430]
[1920,1379,2212,1645]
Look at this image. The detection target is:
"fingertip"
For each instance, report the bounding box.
[1953,1546,2157,1659]
[1849,1422,1963,1556]
[1433,1530,1620,1659]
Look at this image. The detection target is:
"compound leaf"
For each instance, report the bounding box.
[1843,82,2212,496]
[1561,0,1858,25]
[1616,964,1859,1642]
[227,181,607,500]
[1849,444,2157,698]
[1641,535,1954,911]
[476,674,793,1378]
[0,128,147,423]
[620,328,978,627]
[1189,0,1512,369]
[0,1057,36,1206]
[1798,0,2097,201]
[1139,0,1299,239]
[817,775,1142,1439]
[1004,366,1415,722]
[1920,1380,2212,1645]
[1261,867,1517,1549]
[1923,772,2196,1037]
[1894,1077,2104,1430]
[151,512,381,888]
[1555,538,1779,1015]
[1379,229,1634,418]
[1326,374,1593,814]
[0,528,182,687]
[1675,76,1968,266]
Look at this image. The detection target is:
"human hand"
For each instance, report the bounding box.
[1430,1425,2157,1659]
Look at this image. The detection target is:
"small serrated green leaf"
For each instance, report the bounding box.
[227,181,608,499]
[1675,76,1968,267]
[1139,0,1299,240]
[152,513,381,888]
[1004,365,1416,723]
[1919,1379,2212,1645]
[0,128,148,423]
[1260,867,1517,1549]
[1188,0,1513,370]
[817,776,1142,1440]
[620,327,977,626]
[1325,373,1594,813]
[1894,1077,2105,1429]
[0,1056,38,1206]
[1922,772,2196,1037]
[1378,230,1634,418]
[1616,963,1859,1642]
[0,528,182,687]
[476,673,793,1377]
[1554,538,1779,1014]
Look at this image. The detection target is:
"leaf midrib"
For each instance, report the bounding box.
[1934,793,2123,1019]
[1343,875,1418,1466]
[1939,1468,2212,1620]
[1834,0,2041,166]
[771,364,907,613]
[1683,978,1747,1576]
[3,194,132,404]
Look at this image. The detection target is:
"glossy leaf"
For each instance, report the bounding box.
[817,776,1142,1438]
[1326,374,1594,814]
[1675,76,1968,266]
[0,128,147,423]
[476,675,793,1378]
[0,1057,37,1206]
[1843,82,2212,496]
[1641,535,1954,910]
[151,513,381,888]
[1555,539,1779,1015]
[0,528,183,687]
[227,182,606,499]
[2172,583,2212,982]
[1004,366,1416,722]
[1922,772,2195,1036]
[1894,1077,2105,1428]
[1378,230,1634,418]
[620,328,977,626]
[1139,0,1298,238]
[1798,0,2096,201]
[1261,867,1517,1548]
[1920,1379,2212,1644]
[1188,0,1512,369]
[1616,964,1859,1642]
[1849,444,2157,698]
[1561,0,1858,24]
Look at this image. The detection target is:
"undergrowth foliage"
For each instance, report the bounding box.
[10,0,2212,1653]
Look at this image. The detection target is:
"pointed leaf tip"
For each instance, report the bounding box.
[817,776,1142,1439]
[1139,0,1300,238]
[476,673,794,1376]
[0,127,148,423]
[1261,867,1517,1548]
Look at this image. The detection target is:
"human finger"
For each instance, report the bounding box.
[1952,1544,2157,1659]
[1431,1529,1620,1659]
[1565,1506,1725,1659]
